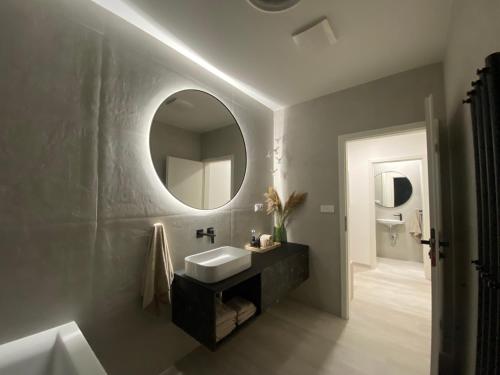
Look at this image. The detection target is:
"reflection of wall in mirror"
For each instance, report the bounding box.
[150,121,245,198]
[167,156,204,208]
[166,156,232,209]
[201,124,245,195]
[150,121,201,183]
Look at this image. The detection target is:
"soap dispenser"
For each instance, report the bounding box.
[250,229,260,248]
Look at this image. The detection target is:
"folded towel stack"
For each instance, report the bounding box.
[226,297,257,325]
[215,302,237,342]
[214,297,257,342]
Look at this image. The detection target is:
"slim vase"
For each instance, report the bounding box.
[273,224,287,243]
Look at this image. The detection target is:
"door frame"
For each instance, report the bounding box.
[338,121,426,319]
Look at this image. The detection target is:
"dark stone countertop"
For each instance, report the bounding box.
[174,242,309,293]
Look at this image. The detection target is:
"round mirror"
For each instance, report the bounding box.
[149,90,246,209]
[374,171,413,208]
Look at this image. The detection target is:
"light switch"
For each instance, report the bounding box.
[320,205,335,214]
[254,203,264,212]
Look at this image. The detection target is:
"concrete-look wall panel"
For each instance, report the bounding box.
[87,213,232,374]
[0,222,97,343]
[97,42,195,219]
[91,213,232,322]
[97,40,274,219]
[0,0,102,225]
[98,128,185,219]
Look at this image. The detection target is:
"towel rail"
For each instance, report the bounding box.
[463,51,500,375]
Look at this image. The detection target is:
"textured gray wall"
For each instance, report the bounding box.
[0,1,272,374]
[201,124,247,195]
[280,64,447,315]
[150,121,202,183]
[444,0,500,373]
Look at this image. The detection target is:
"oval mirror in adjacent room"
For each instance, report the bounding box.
[149,90,247,210]
[374,171,413,208]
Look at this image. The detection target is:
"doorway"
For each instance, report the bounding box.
[338,121,438,374]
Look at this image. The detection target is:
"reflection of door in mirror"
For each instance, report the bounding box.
[203,156,232,209]
[167,156,204,208]
[166,155,233,209]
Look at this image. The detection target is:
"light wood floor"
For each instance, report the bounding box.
[166,257,431,375]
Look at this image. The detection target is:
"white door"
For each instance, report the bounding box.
[424,95,444,375]
[203,158,232,209]
[167,156,204,208]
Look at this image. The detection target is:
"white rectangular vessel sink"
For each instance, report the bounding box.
[185,246,252,283]
[376,218,405,229]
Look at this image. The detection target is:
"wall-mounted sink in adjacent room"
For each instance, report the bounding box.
[185,246,252,283]
[376,218,405,230]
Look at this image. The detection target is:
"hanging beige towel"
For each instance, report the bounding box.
[142,223,174,310]
[408,209,423,239]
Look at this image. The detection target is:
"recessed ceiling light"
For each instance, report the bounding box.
[247,0,301,13]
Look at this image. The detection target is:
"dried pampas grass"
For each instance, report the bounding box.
[264,186,307,227]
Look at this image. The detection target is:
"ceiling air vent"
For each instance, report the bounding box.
[247,0,300,13]
[292,18,337,49]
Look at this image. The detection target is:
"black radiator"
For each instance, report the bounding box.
[464,52,500,375]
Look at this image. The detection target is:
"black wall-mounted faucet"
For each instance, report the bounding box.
[196,227,216,244]
[393,213,403,221]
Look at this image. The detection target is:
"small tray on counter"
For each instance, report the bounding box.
[244,242,281,253]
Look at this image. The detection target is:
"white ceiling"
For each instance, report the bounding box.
[129,0,453,108]
[154,90,236,132]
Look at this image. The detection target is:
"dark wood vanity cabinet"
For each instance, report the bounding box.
[261,250,309,311]
[171,243,309,350]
